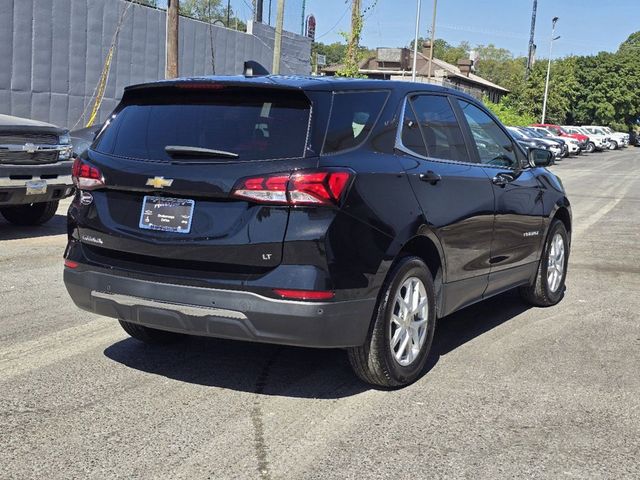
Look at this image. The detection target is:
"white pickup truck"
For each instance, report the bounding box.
[0,114,74,225]
[563,126,609,153]
[582,126,629,150]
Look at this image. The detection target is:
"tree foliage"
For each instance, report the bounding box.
[180,0,245,31]
[408,35,640,129]
[484,96,536,126]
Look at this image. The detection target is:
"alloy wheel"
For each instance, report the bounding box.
[547,233,565,293]
[389,277,430,366]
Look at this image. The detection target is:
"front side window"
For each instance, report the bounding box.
[323,91,389,154]
[407,95,469,162]
[458,100,518,168]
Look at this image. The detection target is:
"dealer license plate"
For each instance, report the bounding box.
[139,196,194,234]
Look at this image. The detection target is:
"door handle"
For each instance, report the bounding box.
[419,171,442,185]
[492,173,514,187]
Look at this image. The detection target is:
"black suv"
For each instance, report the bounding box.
[64,77,571,387]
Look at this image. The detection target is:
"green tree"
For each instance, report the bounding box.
[131,0,159,6]
[483,96,536,126]
[618,32,640,54]
[180,0,246,30]
[400,31,640,130]
[315,42,349,66]
[407,38,470,64]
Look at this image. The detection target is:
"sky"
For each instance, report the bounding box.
[154,1,638,59]
[266,0,638,58]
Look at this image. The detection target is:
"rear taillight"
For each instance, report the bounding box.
[64,259,79,269]
[232,170,352,206]
[72,158,104,190]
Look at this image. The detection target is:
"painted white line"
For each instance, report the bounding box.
[0,321,125,381]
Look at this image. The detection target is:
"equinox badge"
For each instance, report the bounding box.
[146,176,174,189]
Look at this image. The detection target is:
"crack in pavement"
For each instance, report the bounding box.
[250,348,282,480]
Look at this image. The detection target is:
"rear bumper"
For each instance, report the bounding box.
[64,267,376,348]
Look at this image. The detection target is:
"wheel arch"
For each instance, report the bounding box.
[553,205,572,237]
[542,200,572,251]
[394,230,446,317]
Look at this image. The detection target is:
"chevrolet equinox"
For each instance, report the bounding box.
[64,76,571,387]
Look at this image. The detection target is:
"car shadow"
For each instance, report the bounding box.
[103,290,531,399]
[0,213,67,241]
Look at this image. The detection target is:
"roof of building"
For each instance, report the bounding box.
[415,52,509,92]
[323,50,509,93]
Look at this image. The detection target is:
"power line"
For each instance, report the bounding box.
[315,2,351,40]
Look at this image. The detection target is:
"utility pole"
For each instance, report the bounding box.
[345,0,362,73]
[427,0,438,80]
[165,0,179,79]
[227,0,231,27]
[268,0,272,25]
[256,0,263,22]
[301,0,306,35]
[541,17,560,124]
[272,0,285,74]
[525,0,538,79]
[411,0,422,82]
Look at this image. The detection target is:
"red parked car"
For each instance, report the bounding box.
[531,124,589,150]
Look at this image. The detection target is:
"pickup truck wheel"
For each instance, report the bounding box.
[348,256,436,388]
[0,200,59,226]
[585,142,595,153]
[519,220,569,307]
[609,140,618,150]
[118,320,184,345]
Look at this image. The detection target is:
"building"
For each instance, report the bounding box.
[322,42,509,102]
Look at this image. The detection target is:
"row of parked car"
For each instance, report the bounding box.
[508,123,633,163]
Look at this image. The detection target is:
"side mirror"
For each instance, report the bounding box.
[528,148,553,167]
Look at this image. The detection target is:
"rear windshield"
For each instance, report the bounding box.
[94,88,311,162]
[322,91,389,154]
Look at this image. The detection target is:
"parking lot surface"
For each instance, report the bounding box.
[1,149,639,479]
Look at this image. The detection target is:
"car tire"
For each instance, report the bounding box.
[519,219,569,307]
[0,200,59,226]
[609,140,618,150]
[119,320,185,344]
[585,142,595,153]
[348,256,436,388]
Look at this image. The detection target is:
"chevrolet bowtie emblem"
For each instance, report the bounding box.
[146,177,174,189]
[24,143,37,154]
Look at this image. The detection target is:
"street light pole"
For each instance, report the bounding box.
[411,0,422,82]
[541,17,560,124]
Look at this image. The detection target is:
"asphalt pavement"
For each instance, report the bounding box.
[1,148,639,479]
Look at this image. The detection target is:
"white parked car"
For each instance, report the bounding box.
[530,126,581,155]
[563,126,609,153]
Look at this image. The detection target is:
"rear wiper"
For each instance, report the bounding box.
[164,145,239,159]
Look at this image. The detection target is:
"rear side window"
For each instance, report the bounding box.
[408,95,469,162]
[323,91,388,154]
[401,102,428,157]
[94,88,310,162]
